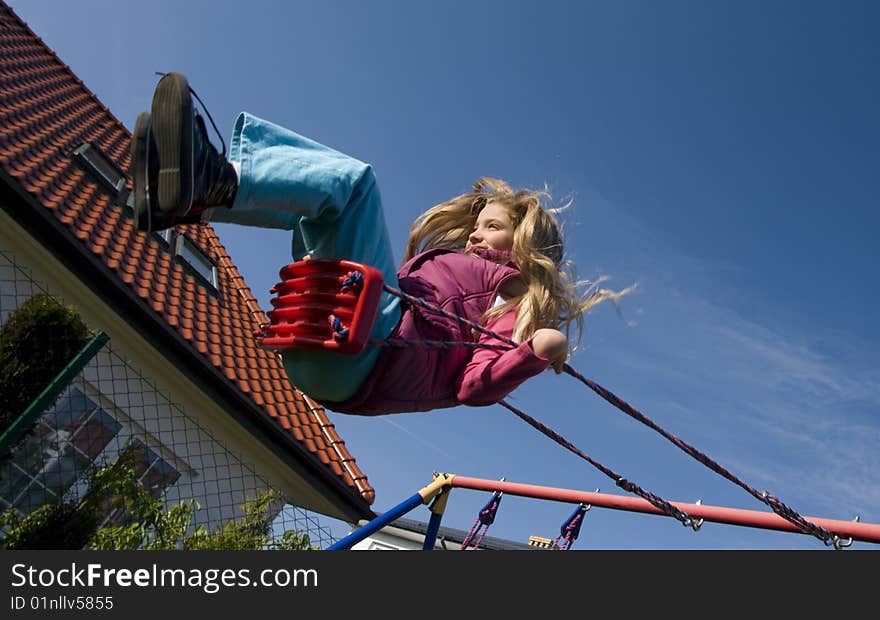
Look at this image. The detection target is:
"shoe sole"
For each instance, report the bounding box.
[130,111,152,231]
[151,72,193,215]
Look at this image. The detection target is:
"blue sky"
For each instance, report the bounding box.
[11,0,878,549]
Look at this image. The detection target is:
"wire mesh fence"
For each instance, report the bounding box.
[0,248,340,550]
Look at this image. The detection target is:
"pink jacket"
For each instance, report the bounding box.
[329,248,551,415]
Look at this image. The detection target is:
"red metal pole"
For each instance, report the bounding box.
[450,475,880,545]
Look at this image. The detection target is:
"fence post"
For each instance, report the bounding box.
[0,331,109,456]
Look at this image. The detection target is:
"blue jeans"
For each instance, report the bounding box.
[211,112,402,401]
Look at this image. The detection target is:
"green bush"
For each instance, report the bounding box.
[0,453,123,551]
[1,454,316,551]
[0,502,98,550]
[0,294,91,434]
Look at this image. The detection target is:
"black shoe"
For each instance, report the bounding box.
[130,111,155,231]
[130,111,207,233]
[150,72,237,216]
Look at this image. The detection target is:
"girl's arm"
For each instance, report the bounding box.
[530,328,569,373]
[456,310,559,406]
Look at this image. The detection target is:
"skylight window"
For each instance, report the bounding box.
[72,142,126,195]
[175,233,218,289]
[120,189,219,293]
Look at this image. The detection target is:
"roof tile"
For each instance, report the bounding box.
[0,6,384,500]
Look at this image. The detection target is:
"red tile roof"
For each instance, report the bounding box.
[0,2,374,506]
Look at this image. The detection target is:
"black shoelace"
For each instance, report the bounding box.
[154,71,227,157]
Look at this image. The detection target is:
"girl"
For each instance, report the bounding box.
[131,72,627,415]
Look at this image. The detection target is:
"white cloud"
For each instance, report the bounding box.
[597,278,880,525]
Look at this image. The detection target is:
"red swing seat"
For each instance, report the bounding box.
[256,259,383,355]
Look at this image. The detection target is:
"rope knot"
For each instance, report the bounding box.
[341,270,364,292]
[329,314,349,341]
[616,477,635,493]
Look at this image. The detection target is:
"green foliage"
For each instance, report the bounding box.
[1,453,316,551]
[0,294,91,434]
[0,450,130,550]
[0,502,97,550]
[182,488,315,551]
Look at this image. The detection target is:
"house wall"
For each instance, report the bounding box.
[350,527,456,551]
[351,530,427,550]
[0,203,342,533]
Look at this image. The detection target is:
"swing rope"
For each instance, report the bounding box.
[374,280,842,548]
[499,400,698,529]
[559,363,842,546]
[460,489,504,550]
[551,504,589,550]
[375,338,509,351]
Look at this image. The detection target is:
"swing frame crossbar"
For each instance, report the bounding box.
[327,473,880,550]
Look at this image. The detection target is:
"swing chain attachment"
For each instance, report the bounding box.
[830,516,860,550]
[460,479,505,551]
[689,499,704,532]
[551,502,591,550]
[761,490,849,550]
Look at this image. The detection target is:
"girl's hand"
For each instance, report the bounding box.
[530,328,568,374]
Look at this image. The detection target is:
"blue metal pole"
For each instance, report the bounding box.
[328,493,424,550]
[422,511,444,550]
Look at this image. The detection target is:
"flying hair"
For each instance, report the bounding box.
[403,177,634,348]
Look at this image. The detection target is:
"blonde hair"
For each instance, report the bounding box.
[404,177,633,347]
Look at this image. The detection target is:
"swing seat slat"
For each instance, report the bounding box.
[257,259,383,355]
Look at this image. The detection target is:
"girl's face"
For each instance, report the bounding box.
[466,201,515,253]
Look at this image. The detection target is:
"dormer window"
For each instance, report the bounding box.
[72,143,126,195]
